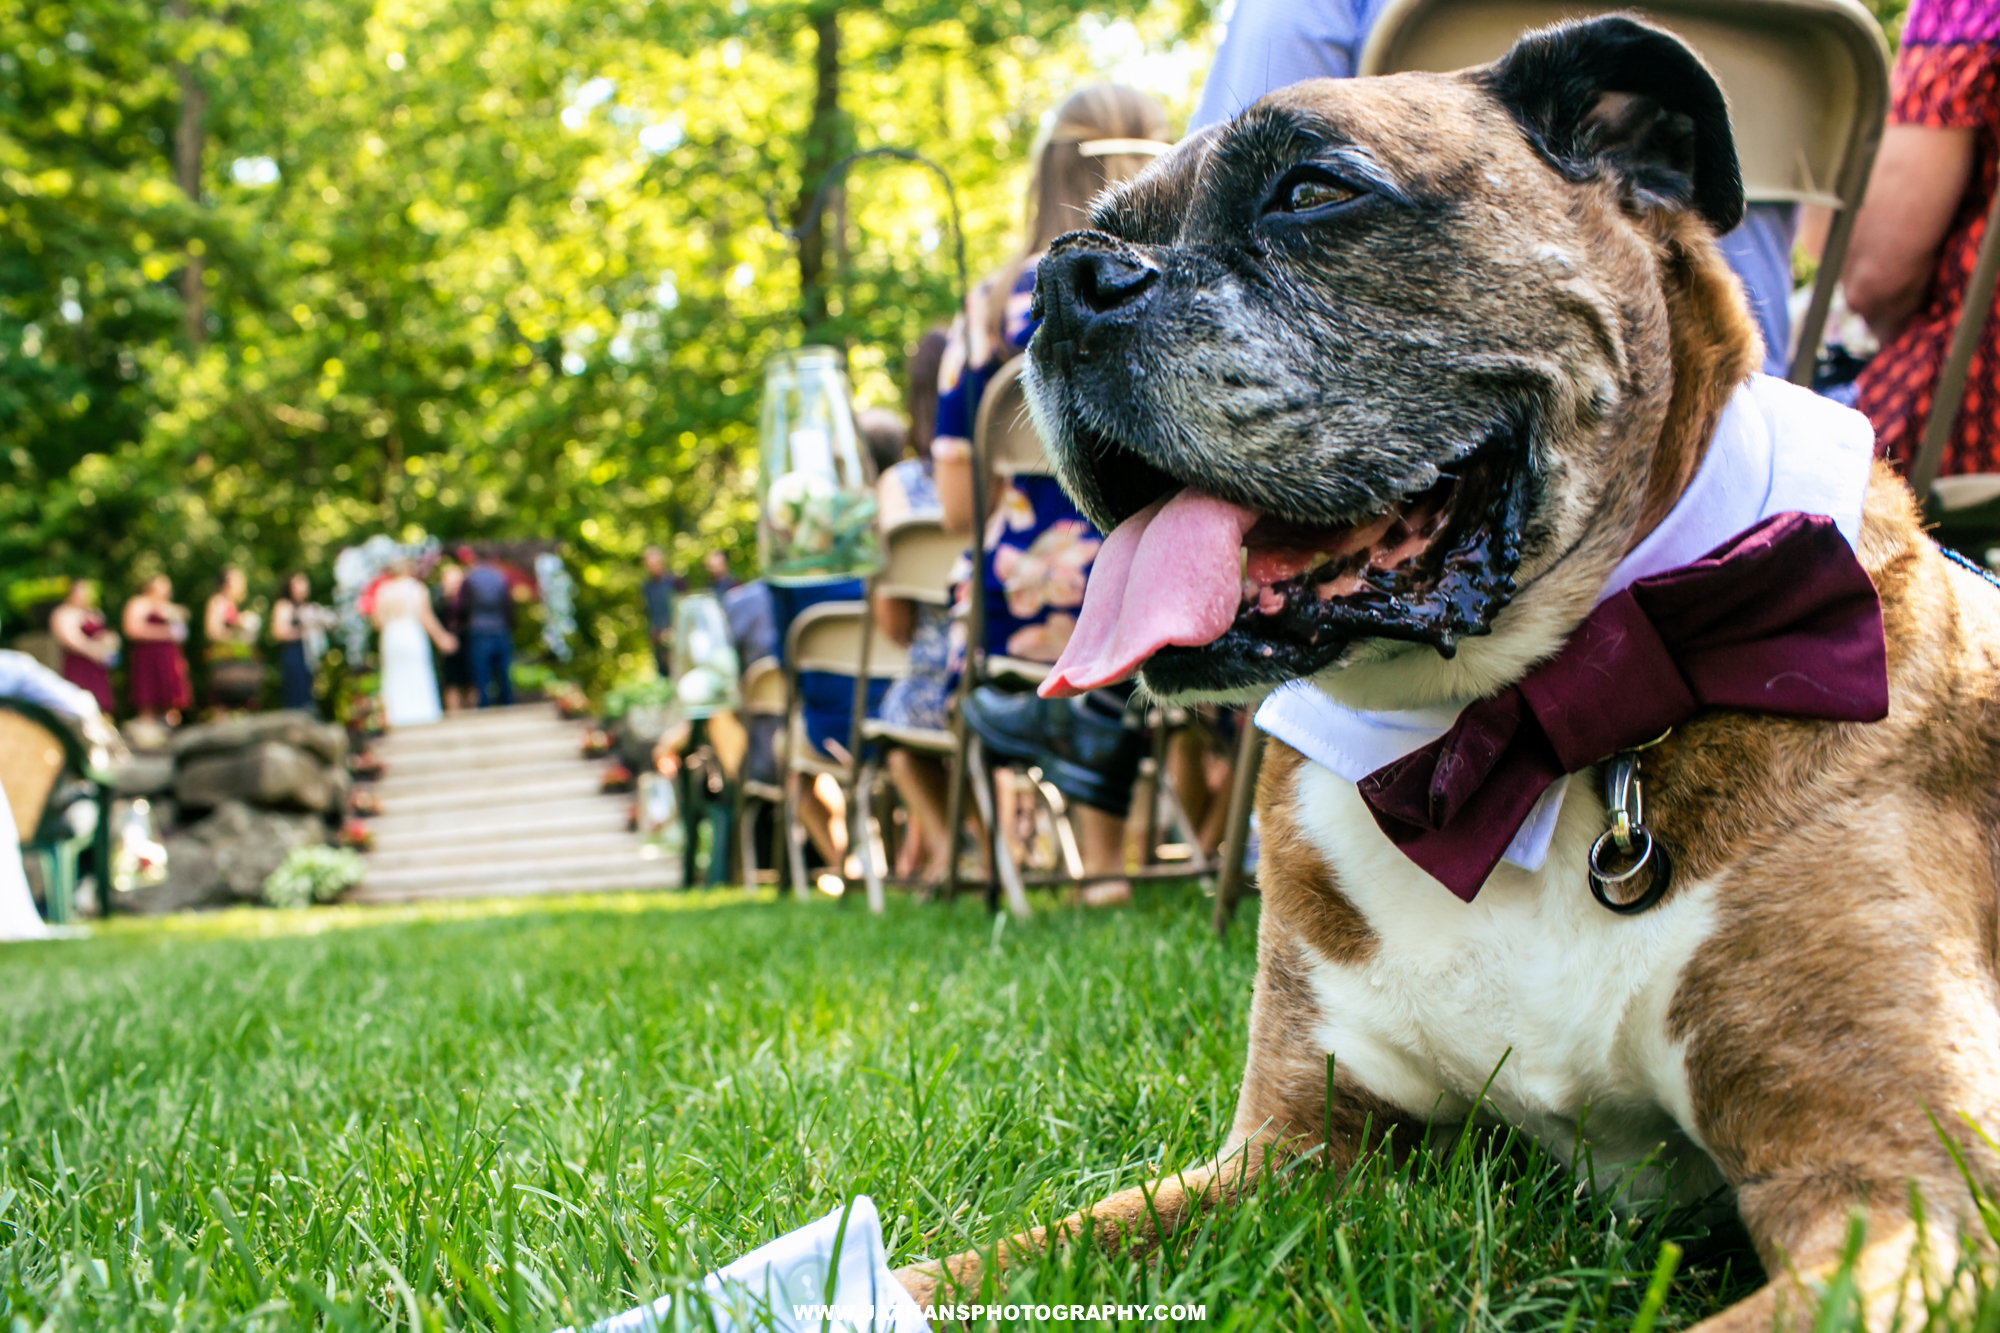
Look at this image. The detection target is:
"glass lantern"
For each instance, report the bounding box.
[757,346,881,585]
[669,592,742,719]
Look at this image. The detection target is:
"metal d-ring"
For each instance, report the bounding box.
[1589,746,1673,914]
[1589,825,1673,914]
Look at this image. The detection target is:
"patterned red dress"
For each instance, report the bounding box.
[1855,0,2000,476]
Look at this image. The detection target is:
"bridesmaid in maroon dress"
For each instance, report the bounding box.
[49,579,120,713]
[121,573,192,724]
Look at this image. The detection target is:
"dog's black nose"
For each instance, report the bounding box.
[1038,246,1158,338]
[1072,251,1157,314]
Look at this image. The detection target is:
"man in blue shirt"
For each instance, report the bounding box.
[456,549,516,708]
[1190,0,1799,378]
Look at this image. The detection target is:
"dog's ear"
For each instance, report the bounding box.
[1480,15,1743,234]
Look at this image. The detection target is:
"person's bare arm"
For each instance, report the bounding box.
[1844,124,1978,341]
[123,600,169,641]
[50,605,88,656]
[873,592,916,647]
[204,594,236,643]
[419,595,458,653]
[933,437,976,535]
[272,600,298,641]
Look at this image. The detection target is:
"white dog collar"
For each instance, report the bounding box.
[1255,373,1878,878]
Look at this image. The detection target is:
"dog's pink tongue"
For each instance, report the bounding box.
[1042,489,1260,698]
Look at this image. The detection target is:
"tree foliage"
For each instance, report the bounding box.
[1,0,1214,694]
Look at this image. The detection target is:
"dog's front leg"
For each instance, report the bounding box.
[1677,833,2000,1331]
[889,1136,1274,1308]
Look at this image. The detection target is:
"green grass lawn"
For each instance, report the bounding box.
[0,885,1866,1330]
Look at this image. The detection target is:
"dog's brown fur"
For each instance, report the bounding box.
[897,26,2000,1329]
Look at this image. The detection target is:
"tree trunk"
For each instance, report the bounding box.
[169,1,207,346]
[792,5,848,342]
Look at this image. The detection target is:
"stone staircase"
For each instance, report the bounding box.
[350,702,679,903]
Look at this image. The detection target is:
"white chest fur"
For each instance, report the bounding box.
[1285,758,1727,1205]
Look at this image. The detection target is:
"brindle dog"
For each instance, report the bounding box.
[895,17,2000,1330]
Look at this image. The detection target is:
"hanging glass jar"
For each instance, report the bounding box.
[758,346,881,584]
[669,592,742,719]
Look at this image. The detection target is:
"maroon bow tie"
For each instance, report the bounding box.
[1355,512,1889,901]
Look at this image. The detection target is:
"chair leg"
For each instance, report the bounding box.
[784,773,812,902]
[28,849,69,926]
[943,730,970,904]
[1213,722,1267,937]
[968,738,1030,921]
[1138,710,1167,864]
[1157,779,1208,875]
[857,760,886,914]
[1031,775,1086,883]
[738,792,759,891]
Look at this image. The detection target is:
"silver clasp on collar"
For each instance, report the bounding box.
[1588,731,1674,914]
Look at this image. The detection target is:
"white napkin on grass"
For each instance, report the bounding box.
[565,1196,928,1333]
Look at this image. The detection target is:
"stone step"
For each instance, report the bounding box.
[370,756,592,793]
[366,802,632,851]
[345,866,683,904]
[366,829,658,871]
[374,737,584,774]
[364,772,608,817]
[354,849,678,898]
[376,720,586,757]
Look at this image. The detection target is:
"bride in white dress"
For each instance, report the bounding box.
[371,564,457,727]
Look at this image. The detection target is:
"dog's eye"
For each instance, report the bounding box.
[1287,180,1357,212]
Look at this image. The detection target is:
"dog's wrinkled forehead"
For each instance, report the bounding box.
[1092,76,1533,245]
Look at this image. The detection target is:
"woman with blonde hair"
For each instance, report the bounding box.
[918,83,1173,900]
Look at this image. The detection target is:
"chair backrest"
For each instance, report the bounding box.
[784,602,908,681]
[975,358,1048,478]
[1358,0,1889,382]
[877,517,960,606]
[0,702,79,844]
[742,655,788,716]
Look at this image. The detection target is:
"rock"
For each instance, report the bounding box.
[176,741,336,812]
[121,800,327,914]
[123,838,226,914]
[121,717,174,755]
[171,711,347,768]
[107,755,175,798]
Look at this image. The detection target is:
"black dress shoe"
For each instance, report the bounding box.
[1037,688,1144,815]
[961,685,1047,763]
[962,684,1145,815]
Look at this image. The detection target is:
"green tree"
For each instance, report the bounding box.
[1,0,1216,696]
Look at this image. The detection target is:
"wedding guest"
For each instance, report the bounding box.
[122,573,191,725]
[203,567,260,712]
[458,548,515,708]
[270,573,319,713]
[642,546,678,674]
[49,579,119,714]
[430,563,471,711]
[1849,0,2000,474]
[703,549,737,596]
[873,332,959,882]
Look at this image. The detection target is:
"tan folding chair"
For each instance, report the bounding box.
[0,700,99,924]
[1359,0,1889,385]
[781,601,907,909]
[735,655,788,887]
[852,516,962,909]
